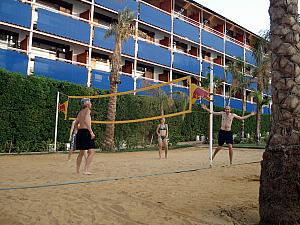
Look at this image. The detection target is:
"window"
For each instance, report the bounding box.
[32,37,70,59]
[0,29,19,48]
[37,0,72,14]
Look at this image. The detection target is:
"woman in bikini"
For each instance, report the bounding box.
[156,118,169,159]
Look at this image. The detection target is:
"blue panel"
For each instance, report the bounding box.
[91,70,110,90]
[122,39,135,56]
[245,49,256,65]
[214,65,225,80]
[246,102,257,112]
[95,0,138,13]
[213,95,224,108]
[119,74,134,92]
[37,9,90,44]
[201,30,224,52]
[93,27,114,50]
[34,57,88,85]
[173,52,200,74]
[225,40,244,58]
[226,71,233,84]
[0,0,31,28]
[91,70,134,92]
[230,98,242,110]
[138,41,171,66]
[93,27,134,56]
[201,61,211,77]
[0,49,28,74]
[248,81,257,90]
[174,18,199,42]
[140,3,171,31]
[263,107,271,115]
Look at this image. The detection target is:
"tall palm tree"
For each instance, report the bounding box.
[102,8,136,151]
[226,58,249,141]
[259,0,300,224]
[252,31,271,144]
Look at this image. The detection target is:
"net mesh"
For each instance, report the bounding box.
[65,76,204,124]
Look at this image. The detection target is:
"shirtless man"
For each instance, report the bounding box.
[74,98,96,175]
[201,105,256,165]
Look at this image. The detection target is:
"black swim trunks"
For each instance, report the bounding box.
[218,129,233,146]
[76,129,96,150]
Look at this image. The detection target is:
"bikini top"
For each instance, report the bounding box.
[159,124,167,131]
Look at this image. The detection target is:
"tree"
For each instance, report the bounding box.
[226,58,250,141]
[252,30,271,144]
[102,8,136,151]
[259,0,300,224]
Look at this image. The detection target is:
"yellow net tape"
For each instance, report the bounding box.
[68,76,194,124]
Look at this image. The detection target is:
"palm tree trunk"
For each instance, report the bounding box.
[259,0,300,224]
[103,35,122,151]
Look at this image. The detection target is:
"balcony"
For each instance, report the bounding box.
[173,17,199,43]
[95,0,138,14]
[34,57,88,85]
[245,49,256,65]
[91,70,134,92]
[37,9,90,44]
[214,95,224,108]
[173,52,200,75]
[0,49,28,74]
[246,102,257,112]
[225,39,244,58]
[229,98,242,109]
[139,3,171,32]
[214,64,225,80]
[0,0,31,28]
[201,29,224,52]
[138,40,171,67]
[93,27,135,56]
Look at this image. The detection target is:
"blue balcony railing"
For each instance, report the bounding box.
[214,65,225,80]
[138,41,171,66]
[37,9,90,44]
[174,18,199,43]
[139,3,171,32]
[0,0,31,28]
[91,70,134,92]
[173,52,200,74]
[93,27,135,56]
[245,49,256,65]
[230,98,242,109]
[0,49,28,74]
[246,102,257,112]
[225,40,244,58]
[226,71,233,84]
[173,52,200,75]
[214,95,224,108]
[34,57,88,85]
[95,0,138,14]
[201,30,224,52]
[201,61,211,77]
[263,106,271,115]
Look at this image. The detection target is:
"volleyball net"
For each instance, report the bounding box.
[59,76,209,124]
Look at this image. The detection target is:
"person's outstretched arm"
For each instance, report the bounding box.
[233,112,256,120]
[201,104,223,115]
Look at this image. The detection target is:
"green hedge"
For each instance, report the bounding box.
[0,69,270,152]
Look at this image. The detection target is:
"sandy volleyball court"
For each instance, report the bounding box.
[0,147,263,225]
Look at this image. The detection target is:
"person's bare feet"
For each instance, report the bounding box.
[83,171,93,175]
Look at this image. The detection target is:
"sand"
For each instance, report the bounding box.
[0,146,263,225]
